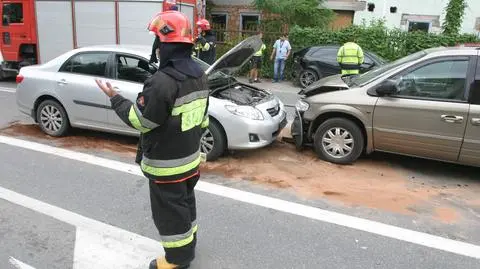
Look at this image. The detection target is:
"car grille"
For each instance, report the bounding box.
[266,104,280,117]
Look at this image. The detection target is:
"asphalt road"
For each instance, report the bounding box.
[1,81,480,268]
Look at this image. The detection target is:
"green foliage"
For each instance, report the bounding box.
[290,19,479,61]
[442,0,468,35]
[253,0,335,29]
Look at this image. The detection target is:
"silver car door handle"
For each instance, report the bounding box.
[471,118,480,126]
[57,79,68,85]
[113,86,122,93]
[441,115,463,123]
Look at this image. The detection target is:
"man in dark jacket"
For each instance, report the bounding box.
[96,10,209,269]
[194,19,216,64]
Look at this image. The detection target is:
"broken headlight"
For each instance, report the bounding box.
[295,100,310,112]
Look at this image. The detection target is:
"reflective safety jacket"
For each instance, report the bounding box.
[110,66,209,182]
[253,43,266,57]
[336,42,364,75]
[194,33,216,64]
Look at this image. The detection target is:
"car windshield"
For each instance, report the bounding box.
[347,50,427,87]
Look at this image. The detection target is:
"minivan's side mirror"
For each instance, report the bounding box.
[375,79,398,96]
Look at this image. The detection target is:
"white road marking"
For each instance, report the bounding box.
[1,185,163,269]
[1,135,480,260]
[0,87,15,93]
[9,257,36,269]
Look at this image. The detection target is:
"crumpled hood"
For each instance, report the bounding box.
[299,74,349,96]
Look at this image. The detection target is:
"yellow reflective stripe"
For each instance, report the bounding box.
[340,56,361,64]
[202,42,210,51]
[141,156,201,176]
[128,106,151,133]
[172,98,208,116]
[342,69,359,75]
[253,44,266,56]
[200,115,209,128]
[161,224,198,249]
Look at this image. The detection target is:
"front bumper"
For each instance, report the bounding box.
[291,108,314,149]
[227,109,288,150]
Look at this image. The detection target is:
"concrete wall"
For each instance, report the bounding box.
[353,0,480,35]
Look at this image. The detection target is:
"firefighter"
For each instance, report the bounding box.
[336,40,364,76]
[95,10,209,269]
[194,19,216,64]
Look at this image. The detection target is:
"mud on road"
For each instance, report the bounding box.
[2,123,480,224]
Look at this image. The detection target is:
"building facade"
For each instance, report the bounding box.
[353,0,480,35]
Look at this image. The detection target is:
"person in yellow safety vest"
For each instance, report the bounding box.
[336,41,364,76]
[249,32,266,83]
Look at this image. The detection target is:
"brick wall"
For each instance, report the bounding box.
[210,5,262,32]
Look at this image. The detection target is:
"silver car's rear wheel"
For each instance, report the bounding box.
[36,99,70,137]
[200,119,226,161]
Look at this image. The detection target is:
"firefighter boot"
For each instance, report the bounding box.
[149,257,190,269]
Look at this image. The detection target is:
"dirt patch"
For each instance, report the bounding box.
[0,123,137,158]
[202,141,441,215]
[435,207,460,223]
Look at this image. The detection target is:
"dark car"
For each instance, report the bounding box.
[292,45,387,88]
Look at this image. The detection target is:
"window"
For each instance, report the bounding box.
[211,13,227,42]
[470,56,480,104]
[240,14,259,31]
[2,3,23,25]
[312,48,338,65]
[116,55,156,84]
[392,59,469,101]
[408,21,430,33]
[60,53,109,77]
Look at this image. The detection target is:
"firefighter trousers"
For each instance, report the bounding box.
[149,173,199,266]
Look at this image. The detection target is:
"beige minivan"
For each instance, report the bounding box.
[292,46,480,166]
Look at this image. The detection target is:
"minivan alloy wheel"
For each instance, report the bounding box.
[313,117,364,164]
[40,105,63,133]
[322,127,353,158]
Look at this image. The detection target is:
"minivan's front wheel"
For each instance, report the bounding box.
[36,99,70,137]
[200,119,226,161]
[314,118,364,164]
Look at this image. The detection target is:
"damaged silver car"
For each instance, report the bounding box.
[16,35,288,161]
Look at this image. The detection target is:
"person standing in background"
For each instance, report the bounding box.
[336,40,364,76]
[249,32,266,83]
[270,33,291,83]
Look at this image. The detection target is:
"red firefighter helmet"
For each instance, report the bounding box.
[196,19,211,31]
[147,11,193,44]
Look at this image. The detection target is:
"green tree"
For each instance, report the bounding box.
[253,0,335,29]
[442,0,468,35]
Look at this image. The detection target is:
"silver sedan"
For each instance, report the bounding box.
[16,35,287,160]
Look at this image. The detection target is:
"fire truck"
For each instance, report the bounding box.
[0,0,205,80]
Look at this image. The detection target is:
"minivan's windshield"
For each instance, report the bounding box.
[347,50,427,87]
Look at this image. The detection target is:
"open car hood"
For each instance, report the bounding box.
[205,34,263,76]
[300,74,349,96]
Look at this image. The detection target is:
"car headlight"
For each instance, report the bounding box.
[295,100,310,112]
[225,105,264,120]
